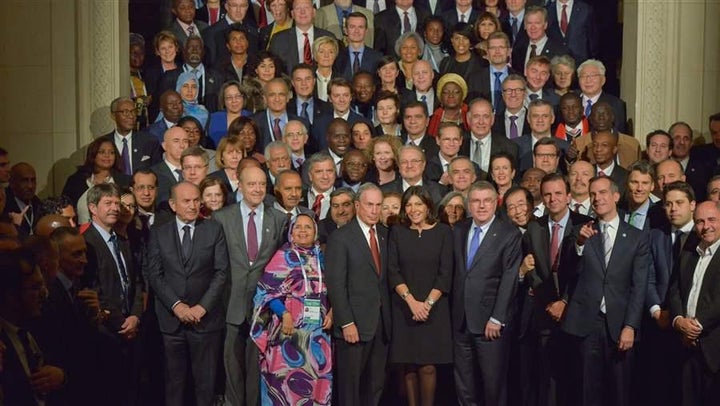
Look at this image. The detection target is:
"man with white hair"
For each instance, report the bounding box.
[577,59,627,133]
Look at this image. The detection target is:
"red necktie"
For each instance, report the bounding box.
[369,227,381,276]
[599,170,606,177]
[303,33,312,64]
[258,0,268,28]
[272,118,282,141]
[312,193,324,217]
[560,5,569,35]
[550,222,561,272]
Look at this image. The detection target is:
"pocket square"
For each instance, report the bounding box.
[141,155,151,162]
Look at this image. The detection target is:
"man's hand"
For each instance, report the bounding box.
[188,305,207,323]
[281,312,294,335]
[577,221,597,246]
[546,300,567,322]
[173,302,197,324]
[322,308,333,330]
[342,323,360,344]
[439,171,451,186]
[77,289,100,316]
[566,139,578,162]
[519,254,535,277]
[674,317,702,340]
[617,326,635,352]
[118,315,140,339]
[484,321,502,341]
[652,309,671,330]
[30,365,65,392]
[8,206,29,226]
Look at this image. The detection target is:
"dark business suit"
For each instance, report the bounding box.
[452,216,522,406]
[400,131,440,158]
[441,7,480,28]
[466,65,516,106]
[252,110,310,151]
[511,36,570,73]
[560,219,650,406]
[513,133,570,174]
[0,324,43,406]
[592,92,627,134]
[84,223,144,406]
[326,218,391,406]
[158,65,225,112]
[100,130,163,174]
[202,18,259,66]
[379,177,446,206]
[684,152,713,202]
[145,217,229,406]
[519,211,591,406]
[212,202,286,406]
[546,0,598,65]
[424,154,485,183]
[146,119,170,142]
[167,19,209,46]
[373,6,430,56]
[267,26,334,75]
[150,161,181,204]
[334,45,384,80]
[500,12,529,46]
[415,0,453,15]
[667,235,720,405]
[605,164,629,197]
[311,110,363,150]
[459,131,520,168]
[493,108,532,140]
[287,96,332,127]
[1,187,41,239]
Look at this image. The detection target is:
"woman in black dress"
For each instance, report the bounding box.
[388,186,453,406]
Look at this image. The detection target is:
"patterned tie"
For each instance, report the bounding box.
[466,225,482,269]
[573,203,582,213]
[560,4,569,35]
[511,17,518,40]
[550,222,561,272]
[529,93,539,101]
[373,0,379,14]
[187,25,194,37]
[585,99,593,118]
[493,72,503,111]
[301,102,310,122]
[247,210,258,262]
[272,118,282,141]
[369,227,381,275]
[312,193,324,217]
[181,224,192,260]
[258,0,268,28]
[509,115,519,139]
[403,11,411,34]
[472,139,483,168]
[602,223,612,265]
[460,13,466,23]
[530,44,538,58]
[598,170,606,177]
[352,51,361,74]
[175,168,184,181]
[122,137,131,175]
[303,33,312,64]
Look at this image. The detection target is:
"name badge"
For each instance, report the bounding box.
[303,298,322,326]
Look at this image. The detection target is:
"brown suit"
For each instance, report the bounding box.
[571,131,641,169]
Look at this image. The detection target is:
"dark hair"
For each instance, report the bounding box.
[663,181,696,203]
[489,152,516,171]
[645,129,673,150]
[0,248,36,301]
[39,195,73,217]
[533,137,560,156]
[344,11,368,27]
[628,160,656,183]
[228,116,260,154]
[83,137,123,175]
[224,23,249,44]
[540,172,570,194]
[403,100,429,118]
[0,147,8,157]
[131,169,158,187]
[450,22,476,46]
[291,62,315,77]
[249,50,286,79]
[50,226,81,244]
[709,112,720,123]
[199,177,229,205]
[502,186,533,209]
[177,115,206,137]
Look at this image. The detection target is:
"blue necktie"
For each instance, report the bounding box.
[585,99,593,118]
[493,72,503,111]
[511,17,518,40]
[109,233,130,315]
[467,226,482,269]
[121,137,131,175]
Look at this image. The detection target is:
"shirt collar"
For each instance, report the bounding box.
[473,215,496,232]
[697,237,720,257]
[549,209,571,230]
[599,214,620,231]
[57,272,74,291]
[92,221,114,242]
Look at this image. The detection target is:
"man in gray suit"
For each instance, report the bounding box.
[212,166,287,406]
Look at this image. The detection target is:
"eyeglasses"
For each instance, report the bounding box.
[121,202,137,210]
[284,132,306,139]
[502,88,525,94]
[113,109,136,117]
[398,159,423,167]
[579,73,603,80]
[506,202,528,213]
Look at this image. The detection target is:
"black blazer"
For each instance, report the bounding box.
[511,35,570,73]
[668,237,720,373]
[201,18,259,67]
[459,131,520,167]
[373,6,431,56]
[311,110,364,150]
[84,224,143,332]
[158,65,225,112]
[560,219,649,342]
[596,92,628,134]
[440,7,480,28]
[400,132,440,159]
[452,216,522,334]
[267,26,335,75]
[145,217,229,334]
[607,164,629,197]
[492,108,532,140]
[287,96,332,129]
[100,131,163,174]
[326,218,392,342]
[334,45,384,81]
[646,225,699,313]
[500,12,528,46]
[252,110,311,151]
[167,18,210,46]
[208,169,238,205]
[546,0,598,65]
[150,161,180,204]
[513,133,570,174]
[61,170,132,210]
[466,65,517,105]
[379,178,446,206]
[424,154,485,183]
[1,187,42,239]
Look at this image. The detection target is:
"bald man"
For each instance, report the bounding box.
[2,162,42,239]
[34,214,72,237]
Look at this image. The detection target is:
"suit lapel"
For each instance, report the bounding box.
[469,220,499,270]
[230,204,250,264]
[352,220,379,276]
[536,221,552,274]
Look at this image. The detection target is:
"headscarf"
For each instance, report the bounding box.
[171,71,209,127]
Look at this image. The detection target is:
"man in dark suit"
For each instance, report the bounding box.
[84,183,144,406]
[151,126,190,204]
[311,78,364,149]
[568,160,596,217]
[399,101,438,156]
[560,175,649,406]
[253,78,309,150]
[145,182,228,406]
[620,160,668,232]
[373,0,430,56]
[415,0,452,15]
[577,59,627,134]
[380,145,445,204]
[147,90,184,142]
[686,113,720,201]
[592,130,629,196]
[104,97,163,176]
[518,173,592,406]
[167,0,209,47]
[514,99,568,174]
[452,180,522,406]
[462,98,520,174]
[326,183,391,406]
[318,187,356,244]
[334,12,383,80]
[467,32,515,110]
[202,0,259,66]
[399,60,439,113]
[669,121,709,202]
[353,0,394,14]
[425,123,484,185]
[493,74,532,141]
[158,36,225,112]
[667,200,720,405]
[268,0,334,74]
[2,162,42,239]
[441,0,479,28]
[546,0,598,66]
[500,0,528,45]
[511,6,569,73]
[212,166,287,406]
[288,63,333,129]
[524,56,560,108]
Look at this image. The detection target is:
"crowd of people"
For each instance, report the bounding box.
[2,0,720,405]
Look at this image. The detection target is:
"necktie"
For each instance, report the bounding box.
[420,94,428,111]
[181,224,192,260]
[296,157,304,168]
[258,0,268,28]
[187,25,195,37]
[303,32,312,64]
[560,4,569,35]
[109,233,130,314]
[403,11,411,34]
[584,99,593,118]
[467,225,482,268]
[573,203,582,213]
[312,193,324,217]
[18,329,43,373]
[529,93,539,101]
[602,223,612,265]
[352,51,361,74]
[628,212,641,230]
[301,102,310,122]
[550,222,561,272]
[373,0,379,14]
[122,137,131,175]
[672,230,683,261]
[511,17,518,40]
[272,118,282,140]
[369,227,381,275]
[175,168,184,181]
[530,44,538,58]
[509,115,519,139]
[472,139,483,167]
[247,210,258,262]
[493,72,503,111]
[598,170,606,177]
[460,13,466,23]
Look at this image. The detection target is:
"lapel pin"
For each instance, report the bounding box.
[133,149,138,153]
[622,233,626,238]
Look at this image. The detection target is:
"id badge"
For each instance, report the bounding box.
[303,298,322,326]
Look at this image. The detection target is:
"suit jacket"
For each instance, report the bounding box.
[415,0,452,15]
[500,12,528,46]
[520,211,592,336]
[646,225,700,313]
[511,35,570,73]
[287,96,332,128]
[315,4,375,47]
[84,224,143,332]
[373,6,430,56]
[167,19,209,46]
[424,154,486,183]
[466,65,516,105]
[267,26,335,75]
[513,133,570,174]
[212,202,287,325]
[1,187,42,239]
[452,216,522,334]
[158,65,225,112]
[400,89,441,112]
[493,108,532,140]
[100,130,163,174]
[334,45,383,80]
[546,0,598,65]
[325,218,392,341]
[150,161,180,204]
[459,132,520,168]
[379,178,446,206]
[668,237,720,373]
[440,7,480,28]
[595,92,628,134]
[202,18,259,66]
[253,110,311,151]
[400,132,440,158]
[147,119,170,142]
[607,164,629,196]
[572,131,641,170]
[685,151,713,202]
[561,219,650,342]
[145,217,229,334]
[311,110,363,150]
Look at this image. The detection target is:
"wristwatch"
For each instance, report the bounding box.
[426,298,436,307]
